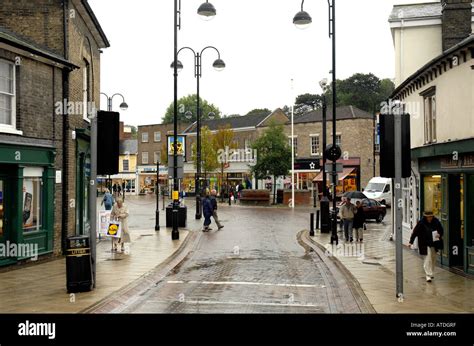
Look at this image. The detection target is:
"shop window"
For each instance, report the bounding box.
[0,60,15,129]
[142,132,149,143]
[310,135,320,156]
[423,175,442,217]
[23,176,43,233]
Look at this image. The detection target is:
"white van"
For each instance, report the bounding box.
[363,177,392,207]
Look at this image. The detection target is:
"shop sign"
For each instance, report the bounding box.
[440,154,474,169]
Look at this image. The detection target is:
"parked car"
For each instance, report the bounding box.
[361,198,387,223]
[363,177,392,207]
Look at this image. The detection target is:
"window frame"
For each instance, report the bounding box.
[154,131,161,142]
[0,59,19,134]
[421,87,436,144]
[141,132,149,143]
[142,152,149,164]
[310,135,320,156]
[123,159,130,172]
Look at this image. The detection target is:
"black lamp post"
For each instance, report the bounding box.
[319,80,330,233]
[171,0,216,240]
[171,47,225,220]
[294,0,340,245]
[155,161,160,231]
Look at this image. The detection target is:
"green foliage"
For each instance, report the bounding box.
[191,126,218,174]
[322,73,395,113]
[294,94,323,116]
[251,122,291,180]
[162,94,221,124]
[246,108,271,117]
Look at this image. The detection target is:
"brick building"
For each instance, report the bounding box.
[282,105,379,194]
[0,0,109,266]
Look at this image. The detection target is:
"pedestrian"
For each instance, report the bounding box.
[339,197,357,242]
[117,184,122,196]
[353,200,365,242]
[409,211,444,282]
[112,183,117,196]
[101,188,114,211]
[110,197,131,253]
[202,190,213,232]
[210,189,224,230]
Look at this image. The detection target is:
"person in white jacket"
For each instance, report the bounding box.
[111,197,131,253]
[339,197,357,242]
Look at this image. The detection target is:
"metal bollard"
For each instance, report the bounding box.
[310,213,315,236]
[316,210,320,230]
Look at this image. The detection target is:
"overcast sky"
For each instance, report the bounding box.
[89,0,431,126]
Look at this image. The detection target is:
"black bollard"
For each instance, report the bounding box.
[310,213,315,236]
[316,210,320,230]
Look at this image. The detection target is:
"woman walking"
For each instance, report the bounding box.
[111,197,131,253]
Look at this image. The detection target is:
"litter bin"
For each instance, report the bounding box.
[166,203,187,228]
[66,235,93,293]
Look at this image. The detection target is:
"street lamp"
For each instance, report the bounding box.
[197,0,216,20]
[100,92,128,112]
[294,0,340,244]
[171,46,225,220]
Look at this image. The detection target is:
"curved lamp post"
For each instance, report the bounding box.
[294,0,339,245]
[171,46,225,220]
[171,0,217,240]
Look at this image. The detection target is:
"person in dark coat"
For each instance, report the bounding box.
[353,201,365,242]
[409,211,444,282]
[202,190,213,232]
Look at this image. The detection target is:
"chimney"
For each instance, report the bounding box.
[442,0,473,51]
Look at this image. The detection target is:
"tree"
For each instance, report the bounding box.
[160,141,168,165]
[191,126,218,191]
[294,94,323,116]
[128,125,138,139]
[246,108,271,117]
[251,122,291,204]
[213,125,237,200]
[322,73,395,113]
[162,94,221,124]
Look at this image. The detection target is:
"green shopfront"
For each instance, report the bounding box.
[415,139,474,275]
[0,143,55,266]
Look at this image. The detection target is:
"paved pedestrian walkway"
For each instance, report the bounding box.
[305,221,474,313]
[0,227,190,313]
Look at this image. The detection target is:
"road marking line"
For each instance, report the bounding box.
[166,280,323,288]
[152,299,322,308]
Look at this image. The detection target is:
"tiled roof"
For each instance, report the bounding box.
[185,112,271,133]
[389,1,473,21]
[292,106,373,124]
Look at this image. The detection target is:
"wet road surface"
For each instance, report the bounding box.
[122,204,370,313]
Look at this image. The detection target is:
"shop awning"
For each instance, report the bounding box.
[313,167,355,182]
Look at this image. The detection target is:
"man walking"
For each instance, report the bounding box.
[409,211,444,282]
[210,189,224,230]
[340,197,357,242]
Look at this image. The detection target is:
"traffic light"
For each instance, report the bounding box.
[97,111,120,175]
[379,113,411,178]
